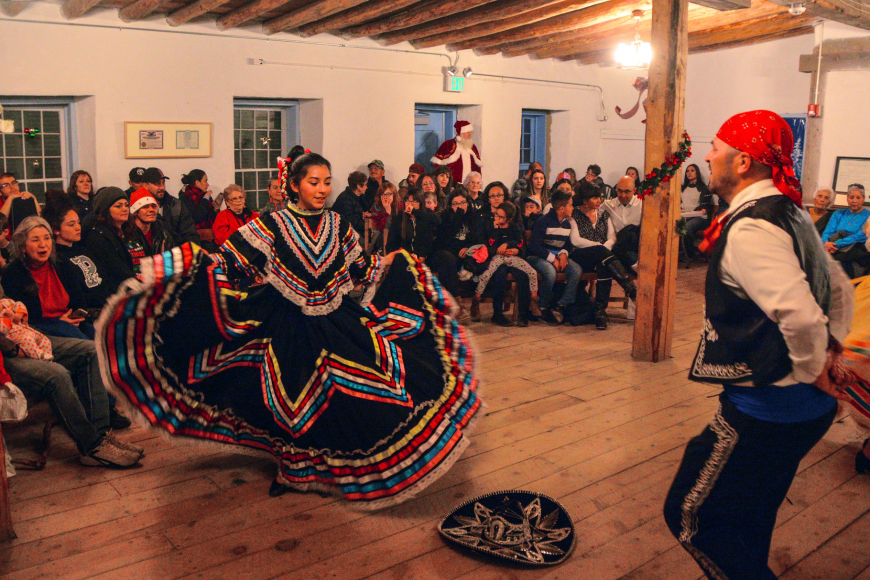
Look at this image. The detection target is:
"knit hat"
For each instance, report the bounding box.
[130,187,158,214]
[92,186,127,216]
[409,163,426,176]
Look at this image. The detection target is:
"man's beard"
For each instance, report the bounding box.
[457,137,474,150]
[709,167,738,200]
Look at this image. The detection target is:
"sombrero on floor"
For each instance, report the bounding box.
[437,490,575,566]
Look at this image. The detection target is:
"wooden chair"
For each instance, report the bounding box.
[470,273,519,323]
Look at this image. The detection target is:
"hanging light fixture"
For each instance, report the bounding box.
[615,10,652,70]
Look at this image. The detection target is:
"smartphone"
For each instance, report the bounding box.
[71,308,88,319]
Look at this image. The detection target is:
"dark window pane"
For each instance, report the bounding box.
[46,181,63,191]
[240,130,253,150]
[255,150,268,169]
[44,134,61,157]
[42,111,60,134]
[234,129,241,148]
[235,172,244,186]
[243,172,256,191]
[5,158,23,177]
[270,112,282,130]
[27,181,45,200]
[269,131,281,150]
[269,149,282,166]
[255,111,269,129]
[24,134,43,157]
[4,134,22,157]
[255,130,268,150]
[234,150,241,170]
[4,110,21,132]
[258,171,272,190]
[233,109,241,130]
[240,150,254,169]
[240,110,254,130]
[23,110,41,131]
[25,159,44,180]
[44,157,62,179]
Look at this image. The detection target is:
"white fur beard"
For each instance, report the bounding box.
[457,138,474,150]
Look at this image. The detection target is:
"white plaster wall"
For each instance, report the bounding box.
[0,2,607,201]
[817,70,870,189]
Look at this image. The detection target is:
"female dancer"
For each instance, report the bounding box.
[95,153,482,509]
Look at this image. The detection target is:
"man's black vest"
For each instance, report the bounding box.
[689,194,831,386]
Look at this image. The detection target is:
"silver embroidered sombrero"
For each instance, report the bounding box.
[437,490,576,566]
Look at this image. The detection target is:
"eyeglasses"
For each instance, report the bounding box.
[494,213,507,221]
[451,200,468,207]
[615,188,634,195]
[488,194,504,199]
[381,192,394,197]
[0,181,19,190]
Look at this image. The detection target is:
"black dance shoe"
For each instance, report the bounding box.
[269,480,293,497]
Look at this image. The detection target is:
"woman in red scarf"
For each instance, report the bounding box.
[212,185,259,246]
[179,170,218,247]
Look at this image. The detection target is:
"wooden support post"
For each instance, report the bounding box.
[0,423,15,543]
[632,0,688,362]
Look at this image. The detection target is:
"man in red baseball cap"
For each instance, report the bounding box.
[664,110,854,580]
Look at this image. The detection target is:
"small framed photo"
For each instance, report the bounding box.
[125,122,212,159]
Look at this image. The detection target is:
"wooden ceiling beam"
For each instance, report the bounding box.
[690,25,814,52]
[61,0,102,19]
[563,15,815,63]
[379,0,582,46]
[447,0,648,52]
[167,0,229,25]
[119,0,175,21]
[766,0,870,30]
[528,1,784,59]
[501,11,646,57]
[294,0,420,36]
[341,0,497,39]
[409,0,603,50]
[217,0,302,30]
[258,0,380,34]
[1,0,28,16]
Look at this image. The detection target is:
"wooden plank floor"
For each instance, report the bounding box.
[3,265,869,579]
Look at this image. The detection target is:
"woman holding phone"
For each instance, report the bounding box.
[1,216,93,339]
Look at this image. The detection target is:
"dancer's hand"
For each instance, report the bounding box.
[814,350,851,401]
[383,250,401,267]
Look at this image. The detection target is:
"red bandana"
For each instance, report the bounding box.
[698,213,729,256]
[716,110,802,208]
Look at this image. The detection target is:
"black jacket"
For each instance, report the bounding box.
[436,208,476,257]
[159,194,200,244]
[69,193,92,220]
[140,218,179,256]
[479,222,526,258]
[1,258,87,324]
[85,222,136,303]
[56,242,109,308]
[363,177,390,213]
[386,209,441,260]
[331,188,365,237]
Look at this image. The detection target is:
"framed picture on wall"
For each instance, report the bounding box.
[124,122,212,159]
[832,156,870,207]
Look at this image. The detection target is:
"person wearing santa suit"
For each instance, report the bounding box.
[431,120,482,185]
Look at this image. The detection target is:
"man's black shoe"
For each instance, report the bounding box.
[491,313,513,327]
[109,407,132,430]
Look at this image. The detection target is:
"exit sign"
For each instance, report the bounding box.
[444,76,464,93]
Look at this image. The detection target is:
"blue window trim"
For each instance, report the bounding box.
[520,110,547,175]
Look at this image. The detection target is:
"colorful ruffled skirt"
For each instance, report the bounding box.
[95,246,482,509]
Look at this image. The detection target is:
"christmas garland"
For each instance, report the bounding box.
[637,132,692,199]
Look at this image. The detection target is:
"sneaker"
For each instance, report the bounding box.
[80,436,141,468]
[552,306,566,324]
[631,262,639,274]
[626,299,636,321]
[105,430,144,456]
[541,308,561,326]
[595,309,609,330]
[109,407,132,430]
[458,268,473,282]
[491,312,513,327]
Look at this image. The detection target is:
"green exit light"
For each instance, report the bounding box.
[444,76,464,92]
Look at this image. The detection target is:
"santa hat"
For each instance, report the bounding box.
[454,120,473,136]
[130,187,158,214]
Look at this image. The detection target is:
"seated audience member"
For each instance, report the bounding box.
[511,162,542,200]
[126,167,145,195]
[367,182,398,256]
[625,166,642,191]
[435,166,456,204]
[130,188,177,255]
[423,190,439,212]
[364,159,388,211]
[548,177,574,211]
[331,171,367,237]
[527,190,583,325]
[419,173,442,210]
[258,178,286,217]
[807,186,834,235]
[821,183,870,277]
[85,187,137,302]
[212,185,259,247]
[475,202,538,327]
[2,216,91,340]
[0,172,41,240]
[430,191,475,321]
[520,197,542,231]
[584,164,604,187]
[398,163,425,190]
[603,175,643,271]
[463,171,484,212]
[42,192,106,308]
[0,277,142,467]
[386,188,440,262]
[562,168,577,186]
[477,181,508,233]
[179,169,218,246]
[67,170,95,219]
[142,167,199,244]
[681,163,716,258]
[520,168,549,210]
[571,181,638,330]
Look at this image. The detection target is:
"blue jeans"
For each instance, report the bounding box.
[527,255,582,309]
[4,336,110,454]
[32,318,94,340]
